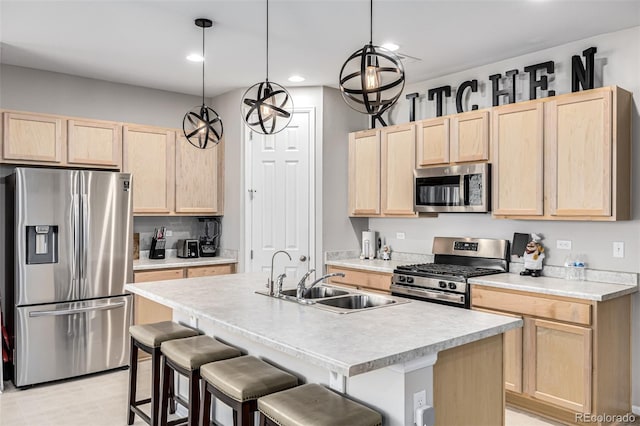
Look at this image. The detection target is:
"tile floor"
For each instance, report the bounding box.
[0,360,562,425]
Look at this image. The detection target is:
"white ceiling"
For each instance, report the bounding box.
[1,1,639,98]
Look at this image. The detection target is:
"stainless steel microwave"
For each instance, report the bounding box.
[414,163,490,213]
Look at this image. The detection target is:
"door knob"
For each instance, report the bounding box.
[300,255,307,262]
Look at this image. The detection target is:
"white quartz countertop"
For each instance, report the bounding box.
[469,273,638,301]
[133,256,237,271]
[325,258,402,273]
[125,272,521,377]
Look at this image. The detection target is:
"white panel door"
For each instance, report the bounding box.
[248,110,311,281]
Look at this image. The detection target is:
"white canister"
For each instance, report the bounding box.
[362,230,377,259]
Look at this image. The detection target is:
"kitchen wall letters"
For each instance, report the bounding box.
[405,46,598,120]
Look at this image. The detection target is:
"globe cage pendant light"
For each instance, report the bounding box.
[339,0,405,116]
[183,18,223,149]
[241,0,293,135]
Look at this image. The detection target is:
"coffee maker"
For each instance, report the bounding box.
[199,218,220,257]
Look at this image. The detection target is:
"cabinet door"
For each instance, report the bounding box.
[348,130,380,216]
[451,110,489,163]
[132,268,185,325]
[492,102,544,216]
[175,135,223,214]
[381,124,416,216]
[547,90,612,217]
[504,321,523,394]
[67,119,122,168]
[416,117,449,167]
[186,264,235,278]
[2,112,63,163]
[123,126,175,214]
[524,318,592,413]
[326,266,392,293]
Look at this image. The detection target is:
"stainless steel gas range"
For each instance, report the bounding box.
[391,237,510,308]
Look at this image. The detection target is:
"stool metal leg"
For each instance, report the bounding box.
[127,337,138,425]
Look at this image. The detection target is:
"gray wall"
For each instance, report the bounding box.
[372,26,640,273]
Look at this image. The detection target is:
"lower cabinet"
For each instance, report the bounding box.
[325,265,392,293]
[132,263,236,325]
[472,285,630,424]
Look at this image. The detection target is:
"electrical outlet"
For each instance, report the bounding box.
[556,240,572,250]
[413,390,426,424]
[613,242,624,258]
[165,230,173,237]
[396,232,405,240]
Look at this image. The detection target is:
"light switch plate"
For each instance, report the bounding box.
[613,242,624,258]
[396,232,405,240]
[556,240,572,250]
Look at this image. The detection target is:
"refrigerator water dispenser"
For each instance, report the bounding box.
[26,225,58,264]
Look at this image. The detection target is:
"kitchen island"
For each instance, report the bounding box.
[125,272,522,426]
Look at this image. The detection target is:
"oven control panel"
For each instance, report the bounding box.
[454,241,478,251]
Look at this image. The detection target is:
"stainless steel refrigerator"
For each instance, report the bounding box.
[4,168,133,387]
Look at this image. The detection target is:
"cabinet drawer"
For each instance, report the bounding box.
[472,286,591,326]
[134,268,185,283]
[326,266,392,292]
[186,264,235,278]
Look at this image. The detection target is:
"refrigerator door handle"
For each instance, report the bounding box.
[28,301,126,317]
[81,193,88,283]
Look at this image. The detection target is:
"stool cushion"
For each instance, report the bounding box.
[129,321,198,348]
[161,335,241,370]
[257,383,382,426]
[201,356,298,402]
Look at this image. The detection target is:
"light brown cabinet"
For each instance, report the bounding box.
[472,285,631,424]
[186,264,235,278]
[492,101,545,216]
[493,86,632,221]
[67,119,122,168]
[348,129,381,216]
[175,134,224,215]
[123,125,176,215]
[2,112,64,164]
[381,124,417,216]
[416,109,489,168]
[326,265,392,293]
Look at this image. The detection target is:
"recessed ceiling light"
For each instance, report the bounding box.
[186,53,204,62]
[288,75,305,83]
[381,42,400,52]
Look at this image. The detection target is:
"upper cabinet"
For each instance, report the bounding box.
[547,88,629,219]
[175,134,224,215]
[123,125,175,215]
[349,124,417,218]
[493,86,631,221]
[416,109,490,168]
[492,101,545,216]
[2,112,64,164]
[1,111,122,169]
[381,124,417,216]
[67,119,122,168]
[348,129,381,216]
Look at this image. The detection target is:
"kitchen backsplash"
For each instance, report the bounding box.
[134,216,205,250]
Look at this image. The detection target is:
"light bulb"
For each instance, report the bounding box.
[365,65,380,90]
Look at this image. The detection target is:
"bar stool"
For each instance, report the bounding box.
[200,356,298,426]
[128,321,199,426]
[159,335,242,426]
[257,383,383,426]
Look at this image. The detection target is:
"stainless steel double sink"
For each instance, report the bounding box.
[257,285,409,314]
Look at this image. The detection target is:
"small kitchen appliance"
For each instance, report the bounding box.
[391,237,509,308]
[361,230,377,259]
[177,239,199,258]
[199,218,220,257]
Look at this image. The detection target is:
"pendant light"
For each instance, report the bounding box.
[241,0,293,135]
[339,0,405,116]
[183,18,223,149]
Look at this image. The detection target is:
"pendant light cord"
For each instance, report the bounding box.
[201,23,205,105]
[369,0,373,44]
[266,0,269,81]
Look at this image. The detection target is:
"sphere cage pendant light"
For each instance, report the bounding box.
[339,0,405,116]
[241,0,293,135]
[183,18,223,149]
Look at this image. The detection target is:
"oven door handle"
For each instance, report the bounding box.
[391,285,465,304]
